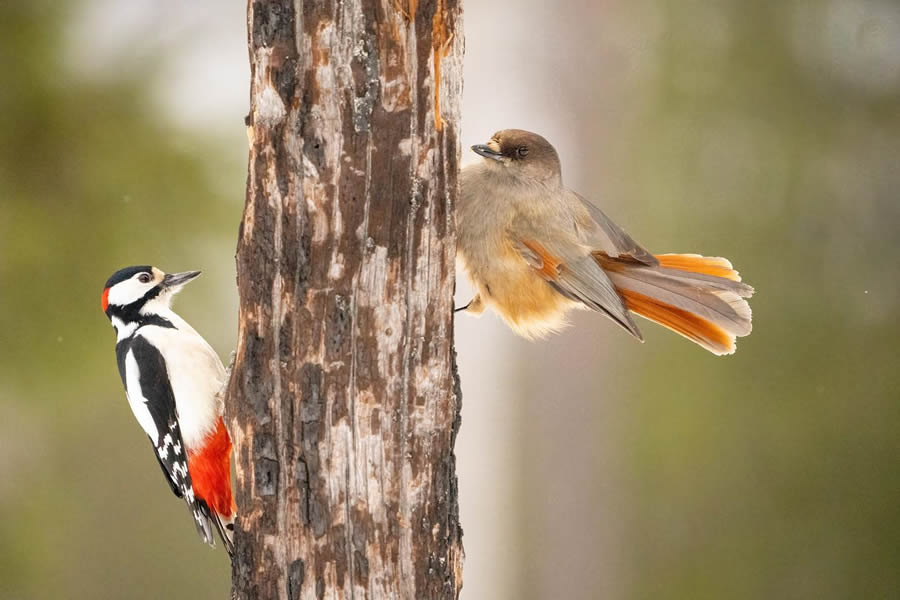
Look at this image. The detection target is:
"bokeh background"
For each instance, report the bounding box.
[2,1,898,599]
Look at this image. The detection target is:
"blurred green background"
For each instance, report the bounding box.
[2,1,898,599]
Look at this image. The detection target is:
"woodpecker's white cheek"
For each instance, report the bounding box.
[107,278,152,307]
[124,350,160,443]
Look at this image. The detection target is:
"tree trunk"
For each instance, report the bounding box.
[226,1,464,598]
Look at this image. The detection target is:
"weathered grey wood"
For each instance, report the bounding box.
[226,1,464,598]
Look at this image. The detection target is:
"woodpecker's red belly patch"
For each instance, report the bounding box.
[187,417,235,518]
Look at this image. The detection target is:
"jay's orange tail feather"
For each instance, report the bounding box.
[655,253,742,281]
[598,253,754,355]
[619,288,736,355]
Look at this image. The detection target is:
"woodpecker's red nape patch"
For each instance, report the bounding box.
[187,418,235,518]
[101,287,110,312]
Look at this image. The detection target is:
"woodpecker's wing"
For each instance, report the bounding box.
[570,191,658,266]
[152,445,182,496]
[512,237,643,339]
[116,335,216,546]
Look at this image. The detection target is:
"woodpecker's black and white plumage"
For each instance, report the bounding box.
[102,265,235,555]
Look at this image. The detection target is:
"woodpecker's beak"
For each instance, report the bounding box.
[472,143,504,162]
[162,270,201,289]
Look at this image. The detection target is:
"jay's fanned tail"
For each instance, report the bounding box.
[597,253,754,355]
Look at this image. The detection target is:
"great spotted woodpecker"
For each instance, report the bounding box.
[102,265,235,555]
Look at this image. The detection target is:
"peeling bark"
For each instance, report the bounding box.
[226,1,464,598]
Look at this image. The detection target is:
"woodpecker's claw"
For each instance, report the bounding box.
[225,351,236,379]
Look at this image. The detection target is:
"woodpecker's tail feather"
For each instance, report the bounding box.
[597,253,754,355]
[212,512,235,558]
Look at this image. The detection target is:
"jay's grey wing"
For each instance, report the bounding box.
[572,192,658,266]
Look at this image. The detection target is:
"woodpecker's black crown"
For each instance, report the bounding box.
[105,265,153,290]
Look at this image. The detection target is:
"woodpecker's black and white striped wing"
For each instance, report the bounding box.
[116,334,215,546]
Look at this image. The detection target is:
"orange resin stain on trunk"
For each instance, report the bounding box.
[187,417,235,517]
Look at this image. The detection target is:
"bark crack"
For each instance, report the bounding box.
[270,156,287,596]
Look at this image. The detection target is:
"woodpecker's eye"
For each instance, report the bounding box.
[517,146,529,157]
[138,273,152,284]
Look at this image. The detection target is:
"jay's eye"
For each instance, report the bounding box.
[517,146,529,157]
